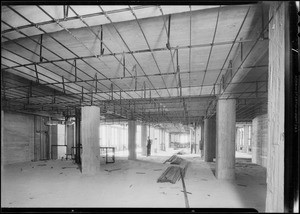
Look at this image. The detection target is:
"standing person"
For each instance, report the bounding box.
[200,140,204,158]
[147,137,152,156]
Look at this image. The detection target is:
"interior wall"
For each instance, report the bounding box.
[252,114,268,167]
[2,111,34,164]
[34,116,50,160]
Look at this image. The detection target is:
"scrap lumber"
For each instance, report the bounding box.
[104,168,121,172]
[163,154,177,164]
[157,155,190,184]
[180,169,190,208]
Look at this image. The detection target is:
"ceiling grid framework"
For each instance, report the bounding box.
[1,4,270,132]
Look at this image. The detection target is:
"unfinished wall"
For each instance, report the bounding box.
[265,1,286,212]
[252,114,268,167]
[2,111,34,164]
[66,124,75,156]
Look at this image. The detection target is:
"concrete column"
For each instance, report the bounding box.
[128,120,137,160]
[266,2,287,211]
[66,123,75,156]
[50,125,58,159]
[200,121,204,154]
[243,125,250,153]
[204,116,216,162]
[216,99,236,180]
[81,106,100,175]
[1,110,3,171]
[235,128,240,151]
[141,124,147,156]
[189,129,193,154]
[161,129,165,151]
[252,114,268,167]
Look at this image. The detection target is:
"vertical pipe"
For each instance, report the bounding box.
[48,116,52,160]
[75,108,81,164]
[33,115,36,161]
[40,116,42,160]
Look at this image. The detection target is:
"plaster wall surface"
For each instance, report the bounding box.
[265,1,285,212]
[252,114,268,167]
[2,111,34,165]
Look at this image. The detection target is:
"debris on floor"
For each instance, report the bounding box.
[104,168,121,172]
[181,190,192,194]
[37,164,47,166]
[61,166,77,169]
[157,155,190,184]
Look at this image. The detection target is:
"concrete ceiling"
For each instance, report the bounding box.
[1,4,269,132]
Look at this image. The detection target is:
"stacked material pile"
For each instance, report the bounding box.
[157,155,190,184]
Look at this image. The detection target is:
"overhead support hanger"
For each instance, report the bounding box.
[63,5,70,20]
[227,60,233,82]
[94,73,98,93]
[39,34,43,62]
[166,15,171,50]
[62,76,66,94]
[260,2,266,40]
[176,48,182,97]
[27,82,32,104]
[74,60,77,82]
[143,82,146,98]
[133,64,137,90]
[111,83,114,101]
[100,25,105,55]
[123,52,126,77]
[81,86,84,103]
[34,64,39,84]
[240,38,243,61]
[90,90,93,105]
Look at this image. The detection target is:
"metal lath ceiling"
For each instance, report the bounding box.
[1,4,269,129]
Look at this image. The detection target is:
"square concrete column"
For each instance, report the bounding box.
[243,125,250,153]
[128,120,137,160]
[141,124,147,156]
[81,106,100,175]
[204,116,216,162]
[216,99,236,180]
[200,121,204,155]
[66,123,75,157]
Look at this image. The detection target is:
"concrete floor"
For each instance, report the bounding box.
[1,150,266,211]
